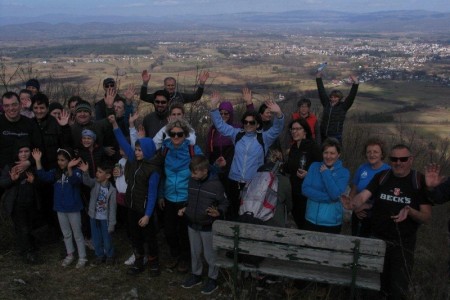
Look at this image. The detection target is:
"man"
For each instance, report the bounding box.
[291,98,321,145]
[142,90,171,138]
[0,92,41,170]
[344,144,432,300]
[113,98,129,138]
[140,70,209,105]
[94,78,132,121]
[316,71,359,143]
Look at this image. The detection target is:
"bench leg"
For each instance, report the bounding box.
[350,239,361,300]
[232,225,240,298]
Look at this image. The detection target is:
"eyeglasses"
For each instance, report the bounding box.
[243,120,256,125]
[290,127,304,132]
[168,131,184,138]
[220,112,229,116]
[155,100,167,105]
[389,156,410,162]
[104,84,115,88]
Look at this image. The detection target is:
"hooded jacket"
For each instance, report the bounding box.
[114,128,160,216]
[302,160,349,227]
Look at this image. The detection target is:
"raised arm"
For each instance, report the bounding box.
[342,75,359,110]
[140,70,155,103]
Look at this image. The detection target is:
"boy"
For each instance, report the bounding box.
[109,115,161,277]
[79,161,117,265]
[179,155,228,295]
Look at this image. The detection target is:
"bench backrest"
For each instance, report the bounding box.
[213,220,386,290]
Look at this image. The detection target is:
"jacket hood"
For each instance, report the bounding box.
[137,137,156,159]
[219,101,234,124]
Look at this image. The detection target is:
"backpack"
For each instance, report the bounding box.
[378,169,421,190]
[162,144,195,158]
[238,161,280,222]
[235,130,265,158]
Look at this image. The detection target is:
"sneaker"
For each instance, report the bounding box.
[76,258,88,269]
[201,278,218,295]
[177,260,189,274]
[181,274,202,289]
[148,258,161,277]
[124,254,135,265]
[61,255,75,267]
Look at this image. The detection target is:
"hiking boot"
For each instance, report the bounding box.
[148,257,161,277]
[201,278,218,295]
[181,274,202,289]
[177,259,189,274]
[124,254,135,265]
[61,255,75,267]
[76,258,88,269]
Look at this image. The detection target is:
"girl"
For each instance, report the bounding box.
[33,147,87,268]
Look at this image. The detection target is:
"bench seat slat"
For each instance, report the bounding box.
[216,254,380,290]
[213,220,385,256]
[213,235,384,272]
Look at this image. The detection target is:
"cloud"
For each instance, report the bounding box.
[152,0,179,6]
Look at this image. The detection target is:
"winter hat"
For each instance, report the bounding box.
[75,102,92,114]
[81,129,97,141]
[26,79,40,91]
[49,102,63,113]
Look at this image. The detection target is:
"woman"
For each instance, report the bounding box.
[348,137,390,237]
[285,119,322,229]
[302,138,350,233]
[154,119,203,273]
[209,91,284,220]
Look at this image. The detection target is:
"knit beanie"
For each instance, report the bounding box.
[26,79,40,91]
[81,129,97,141]
[75,102,92,114]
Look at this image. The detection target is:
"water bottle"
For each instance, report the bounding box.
[299,153,307,170]
[317,62,327,72]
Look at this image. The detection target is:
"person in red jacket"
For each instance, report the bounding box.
[291,98,321,145]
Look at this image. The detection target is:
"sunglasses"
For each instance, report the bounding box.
[389,156,410,162]
[220,112,229,116]
[104,83,115,88]
[155,100,167,105]
[243,120,256,125]
[168,131,184,138]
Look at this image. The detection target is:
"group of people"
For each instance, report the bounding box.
[0,69,448,299]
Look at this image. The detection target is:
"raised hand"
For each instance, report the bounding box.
[31,148,42,162]
[128,111,139,128]
[210,91,221,109]
[123,84,136,101]
[425,163,445,189]
[25,171,34,183]
[349,75,359,84]
[67,157,81,169]
[56,109,70,126]
[265,100,281,117]
[141,70,151,84]
[198,70,210,85]
[78,160,89,173]
[242,87,253,105]
[104,87,117,108]
[108,114,118,129]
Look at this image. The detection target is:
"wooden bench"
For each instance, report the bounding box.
[212,220,386,298]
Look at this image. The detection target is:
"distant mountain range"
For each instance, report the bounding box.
[0,10,449,40]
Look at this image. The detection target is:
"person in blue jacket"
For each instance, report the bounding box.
[302,138,350,233]
[209,91,284,220]
[33,147,87,268]
[150,118,203,274]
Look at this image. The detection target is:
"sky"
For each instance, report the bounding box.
[1,0,449,18]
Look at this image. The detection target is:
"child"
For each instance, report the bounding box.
[109,115,161,276]
[33,147,87,268]
[79,161,117,265]
[0,141,38,264]
[179,155,228,295]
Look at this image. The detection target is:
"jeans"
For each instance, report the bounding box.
[90,218,114,258]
